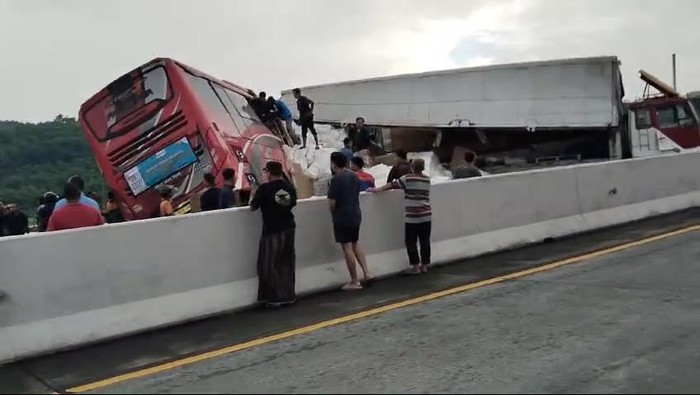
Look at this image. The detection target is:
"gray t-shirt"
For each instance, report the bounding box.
[327,169,361,227]
[453,164,483,179]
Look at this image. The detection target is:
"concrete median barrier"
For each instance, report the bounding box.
[0,152,698,363]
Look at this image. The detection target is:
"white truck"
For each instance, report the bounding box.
[282,56,700,167]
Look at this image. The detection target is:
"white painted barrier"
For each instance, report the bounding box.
[0,152,698,363]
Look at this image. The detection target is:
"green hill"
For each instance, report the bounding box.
[0,115,105,215]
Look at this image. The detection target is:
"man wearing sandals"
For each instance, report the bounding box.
[328,152,372,290]
[368,158,432,275]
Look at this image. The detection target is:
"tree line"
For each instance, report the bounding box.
[0,116,105,215]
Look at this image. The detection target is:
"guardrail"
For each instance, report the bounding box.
[0,152,698,363]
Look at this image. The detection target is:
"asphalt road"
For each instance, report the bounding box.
[1,210,698,394]
[90,228,700,394]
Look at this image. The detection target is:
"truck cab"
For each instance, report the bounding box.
[626,71,700,157]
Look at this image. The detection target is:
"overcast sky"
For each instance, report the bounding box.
[1,0,698,122]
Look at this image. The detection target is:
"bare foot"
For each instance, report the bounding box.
[405,266,421,275]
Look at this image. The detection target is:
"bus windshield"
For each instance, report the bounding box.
[83,66,172,141]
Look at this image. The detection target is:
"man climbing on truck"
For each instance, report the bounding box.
[293,88,319,150]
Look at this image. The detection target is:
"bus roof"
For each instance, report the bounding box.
[79,58,255,114]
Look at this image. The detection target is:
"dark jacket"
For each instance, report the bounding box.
[296,96,314,119]
[36,203,56,232]
[3,210,29,236]
[351,127,373,152]
[387,161,412,184]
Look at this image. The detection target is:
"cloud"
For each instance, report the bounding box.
[0,0,698,121]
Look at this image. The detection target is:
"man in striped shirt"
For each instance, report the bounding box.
[368,158,432,274]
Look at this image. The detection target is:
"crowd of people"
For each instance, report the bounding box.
[0,176,115,237]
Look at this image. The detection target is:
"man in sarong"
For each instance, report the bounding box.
[250,161,298,307]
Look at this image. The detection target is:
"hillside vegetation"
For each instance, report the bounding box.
[0,116,104,214]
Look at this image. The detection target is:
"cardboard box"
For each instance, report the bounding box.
[292,163,315,199]
[373,153,398,167]
[389,128,437,152]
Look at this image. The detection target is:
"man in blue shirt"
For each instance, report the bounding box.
[339,137,354,161]
[274,97,299,144]
[54,175,100,212]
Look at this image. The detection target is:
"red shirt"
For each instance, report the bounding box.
[355,170,376,192]
[47,203,105,231]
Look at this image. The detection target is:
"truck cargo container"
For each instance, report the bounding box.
[282,56,700,166]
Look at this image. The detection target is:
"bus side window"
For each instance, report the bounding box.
[185,73,239,137]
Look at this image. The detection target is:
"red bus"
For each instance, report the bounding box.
[79,58,291,220]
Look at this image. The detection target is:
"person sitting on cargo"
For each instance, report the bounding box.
[340,137,354,162]
[350,156,376,192]
[349,117,373,153]
[453,151,483,180]
[159,186,175,217]
[292,88,319,150]
[53,175,100,212]
[47,183,104,232]
[219,168,240,209]
[386,150,412,184]
[200,173,222,212]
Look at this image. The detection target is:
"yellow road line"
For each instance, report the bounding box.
[69,224,699,393]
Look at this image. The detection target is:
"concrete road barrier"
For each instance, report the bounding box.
[0,152,698,363]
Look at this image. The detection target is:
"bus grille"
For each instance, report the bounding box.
[108,110,188,171]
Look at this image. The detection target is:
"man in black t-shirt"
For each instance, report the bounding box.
[387,150,412,184]
[250,161,297,307]
[293,88,319,150]
[348,117,373,153]
[200,173,221,212]
[327,152,371,291]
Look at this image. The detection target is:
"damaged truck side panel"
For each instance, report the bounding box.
[282,56,700,166]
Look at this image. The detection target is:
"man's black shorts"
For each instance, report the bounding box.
[334,223,360,244]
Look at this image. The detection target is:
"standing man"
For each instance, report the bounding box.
[340,137,354,162]
[219,168,240,209]
[54,175,100,212]
[37,192,59,231]
[328,152,371,290]
[250,161,298,307]
[386,150,412,184]
[2,204,29,236]
[200,173,221,212]
[292,88,319,150]
[48,183,105,231]
[348,117,372,153]
[369,158,431,274]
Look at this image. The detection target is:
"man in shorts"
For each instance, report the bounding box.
[327,152,371,290]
